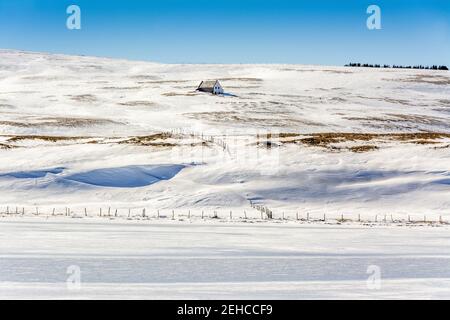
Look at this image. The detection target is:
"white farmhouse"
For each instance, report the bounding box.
[196,80,224,95]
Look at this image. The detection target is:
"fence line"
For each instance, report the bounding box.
[169,128,231,155]
[250,201,273,219]
[0,206,448,225]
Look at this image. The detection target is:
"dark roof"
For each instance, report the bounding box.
[197,80,221,89]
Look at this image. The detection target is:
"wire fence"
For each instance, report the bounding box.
[169,128,231,154]
[0,205,448,226]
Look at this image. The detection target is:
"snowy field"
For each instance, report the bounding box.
[1,217,450,299]
[1,49,450,299]
[0,49,450,215]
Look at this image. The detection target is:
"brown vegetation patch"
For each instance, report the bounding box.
[0,120,32,128]
[434,144,450,149]
[137,80,190,84]
[119,133,210,148]
[119,133,177,147]
[345,113,448,128]
[6,135,88,143]
[68,94,98,103]
[21,76,64,81]
[162,92,198,97]
[118,101,156,107]
[184,111,323,127]
[280,69,353,74]
[101,86,142,90]
[394,74,450,86]
[383,98,411,106]
[220,78,263,82]
[0,143,13,149]
[222,86,261,89]
[1,132,208,150]
[386,133,450,141]
[271,132,450,151]
[387,113,446,125]
[287,133,379,147]
[0,117,118,128]
[40,117,118,127]
[411,140,440,145]
[320,70,353,74]
[348,145,379,153]
[278,133,301,138]
[129,75,162,81]
[350,95,415,106]
[139,142,178,147]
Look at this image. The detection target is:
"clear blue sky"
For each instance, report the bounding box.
[0,0,449,65]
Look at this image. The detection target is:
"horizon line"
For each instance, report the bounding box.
[2,48,448,69]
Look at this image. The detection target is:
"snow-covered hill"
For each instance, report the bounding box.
[1,49,450,216]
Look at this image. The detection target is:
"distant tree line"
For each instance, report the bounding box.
[345,63,448,71]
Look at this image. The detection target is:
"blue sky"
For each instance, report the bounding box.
[0,0,449,65]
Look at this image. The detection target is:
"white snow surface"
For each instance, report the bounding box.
[1,49,450,216]
[1,217,450,299]
[1,50,450,299]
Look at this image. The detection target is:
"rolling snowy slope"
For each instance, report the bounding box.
[0,49,450,216]
[1,50,450,300]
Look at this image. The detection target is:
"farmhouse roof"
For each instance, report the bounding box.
[198,80,220,89]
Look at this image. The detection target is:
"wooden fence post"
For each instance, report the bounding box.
[244,210,247,219]
[172,210,175,220]
[52,208,55,216]
[85,208,87,217]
